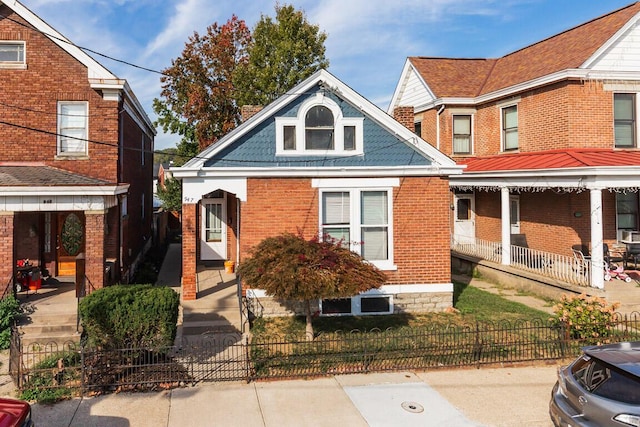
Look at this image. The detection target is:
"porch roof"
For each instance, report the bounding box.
[0,165,112,187]
[450,149,640,192]
[458,149,640,172]
[0,165,129,209]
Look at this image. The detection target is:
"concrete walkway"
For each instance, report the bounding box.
[31,367,557,426]
[453,274,556,315]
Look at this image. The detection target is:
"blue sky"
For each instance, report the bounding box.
[19,0,636,150]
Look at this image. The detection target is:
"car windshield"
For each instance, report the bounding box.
[572,355,640,404]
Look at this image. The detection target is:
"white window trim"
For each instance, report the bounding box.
[320,294,394,316]
[452,114,474,155]
[275,92,364,156]
[56,101,89,157]
[0,41,26,69]
[318,185,395,271]
[613,92,638,149]
[500,100,520,152]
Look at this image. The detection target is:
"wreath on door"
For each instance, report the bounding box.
[61,213,83,256]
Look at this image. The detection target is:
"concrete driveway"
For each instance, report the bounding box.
[32,364,558,426]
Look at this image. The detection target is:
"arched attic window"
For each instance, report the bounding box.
[275,93,364,155]
[305,106,334,150]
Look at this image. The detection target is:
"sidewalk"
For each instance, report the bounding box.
[32,366,557,426]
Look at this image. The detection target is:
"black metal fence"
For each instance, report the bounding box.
[10,313,640,397]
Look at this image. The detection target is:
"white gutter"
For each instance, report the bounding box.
[412,68,607,113]
[436,105,445,150]
[0,184,130,196]
[171,165,465,179]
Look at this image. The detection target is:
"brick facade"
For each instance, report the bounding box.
[431,79,629,256]
[0,4,153,290]
[182,203,197,300]
[0,214,14,295]
[242,177,453,317]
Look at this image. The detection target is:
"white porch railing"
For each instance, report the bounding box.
[451,236,592,287]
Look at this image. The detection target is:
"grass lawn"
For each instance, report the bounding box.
[252,281,552,338]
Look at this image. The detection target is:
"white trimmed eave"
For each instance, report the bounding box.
[387,59,437,114]
[4,0,117,81]
[412,68,635,113]
[450,166,640,190]
[0,184,130,196]
[581,11,640,69]
[181,69,457,169]
[173,165,465,179]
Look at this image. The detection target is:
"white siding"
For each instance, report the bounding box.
[591,23,640,71]
[396,68,435,109]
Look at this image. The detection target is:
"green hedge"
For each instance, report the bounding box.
[79,285,179,349]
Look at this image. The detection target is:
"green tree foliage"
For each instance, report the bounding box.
[157,176,182,212]
[0,295,19,349]
[153,15,251,152]
[153,147,177,166]
[79,285,179,349]
[233,4,329,107]
[238,233,386,340]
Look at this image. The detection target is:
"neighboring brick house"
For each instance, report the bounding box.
[172,69,463,316]
[388,2,640,289]
[0,0,155,293]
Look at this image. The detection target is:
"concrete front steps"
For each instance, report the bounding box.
[16,311,81,348]
[179,308,242,338]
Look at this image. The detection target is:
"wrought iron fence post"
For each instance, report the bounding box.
[244,335,251,383]
[80,344,86,396]
[363,333,368,373]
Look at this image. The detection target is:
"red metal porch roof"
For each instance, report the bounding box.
[459,149,640,172]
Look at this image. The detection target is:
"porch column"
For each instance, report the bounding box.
[501,187,511,265]
[182,203,197,300]
[0,213,14,294]
[85,211,106,290]
[590,188,605,289]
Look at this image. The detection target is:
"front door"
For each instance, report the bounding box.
[57,212,85,276]
[454,193,475,244]
[201,198,227,260]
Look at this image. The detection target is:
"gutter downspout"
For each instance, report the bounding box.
[436,105,445,150]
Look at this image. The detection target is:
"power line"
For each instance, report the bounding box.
[0,14,167,76]
[0,119,415,164]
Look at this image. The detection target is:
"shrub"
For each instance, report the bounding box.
[550,294,619,342]
[19,351,81,403]
[0,295,20,349]
[79,285,179,349]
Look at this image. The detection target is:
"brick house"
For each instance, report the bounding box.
[172,69,463,316]
[388,2,640,290]
[0,0,155,293]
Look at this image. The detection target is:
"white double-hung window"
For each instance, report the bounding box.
[316,179,396,317]
[322,190,389,263]
[58,101,88,156]
[316,178,396,270]
[0,42,25,68]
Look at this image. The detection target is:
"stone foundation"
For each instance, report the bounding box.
[248,290,452,318]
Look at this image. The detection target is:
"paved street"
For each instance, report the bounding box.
[31,365,558,426]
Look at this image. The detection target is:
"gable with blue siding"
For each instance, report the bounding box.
[204,84,432,168]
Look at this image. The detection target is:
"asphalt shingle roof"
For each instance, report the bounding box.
[410,2,640,97]
[0,165,113,187]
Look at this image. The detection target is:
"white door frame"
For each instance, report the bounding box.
[510,195,520,234]
[454,193,476,244]
[200,197,227,261]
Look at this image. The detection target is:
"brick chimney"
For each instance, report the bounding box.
[240,105,263,122]
[393,106,415,131]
